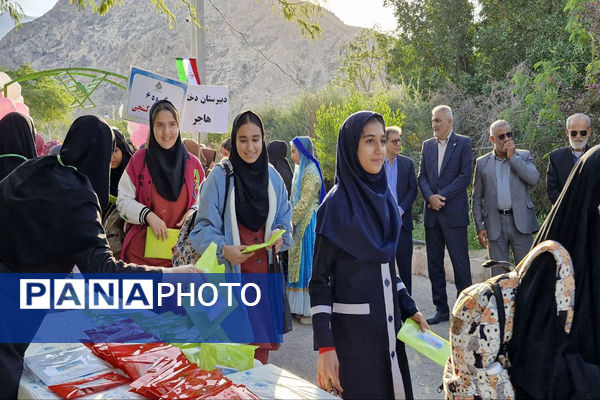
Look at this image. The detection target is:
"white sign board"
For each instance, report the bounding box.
[182,85,229,133]
[124,66,188,125]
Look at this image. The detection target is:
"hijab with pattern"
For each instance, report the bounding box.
[0,112,36,181]
[509,145,600,398]
[316,111,400,263]
[146,100,188,202]
[229,111,269,232]
[110,128,134,197]
[0,115,115,265]
[290,136,325,206]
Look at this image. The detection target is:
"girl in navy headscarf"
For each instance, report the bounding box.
[286,136,325,323]
[309,111,428,399]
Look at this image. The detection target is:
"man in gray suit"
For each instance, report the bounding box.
[472,120,540,275]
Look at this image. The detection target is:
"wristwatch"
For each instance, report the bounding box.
[218,245,225,258]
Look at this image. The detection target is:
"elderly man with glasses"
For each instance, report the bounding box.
[472,119,540,275]
[547,113,592,204]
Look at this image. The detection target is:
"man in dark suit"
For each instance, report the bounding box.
[384,126,417,294]
[418,105,473,324]
[547,113,592,204]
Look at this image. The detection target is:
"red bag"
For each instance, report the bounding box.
[160,370,230,399]
[130,357,195,399]
[202,384,260,400]
[118,344,184,380]
[48,372,129,399]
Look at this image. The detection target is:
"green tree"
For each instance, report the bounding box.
[313,90,405,184]
[0,0,23,26]
[474,0,586,84]
[335,28,394,92]
[385,0,475,90]
[2,64,73,134]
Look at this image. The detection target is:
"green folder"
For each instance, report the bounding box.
[144,228,180,259]
[241,229,285,254]
[397,318,451,367]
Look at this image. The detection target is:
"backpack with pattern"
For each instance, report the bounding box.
[172,159,233,266]
[443,240,575,400]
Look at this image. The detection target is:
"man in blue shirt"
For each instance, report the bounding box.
[384,126,417,294]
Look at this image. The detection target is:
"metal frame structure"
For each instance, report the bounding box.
[1,67,127,109]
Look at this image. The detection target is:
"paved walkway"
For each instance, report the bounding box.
[271,274,457,399]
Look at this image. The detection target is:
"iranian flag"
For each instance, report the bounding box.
[175,58,200,85]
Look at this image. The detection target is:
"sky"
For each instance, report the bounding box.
[8,0,398,31]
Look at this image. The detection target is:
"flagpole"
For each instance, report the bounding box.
[193,0,207,142]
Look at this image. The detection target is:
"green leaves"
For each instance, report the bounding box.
[2,64,74,135]
[314,90,405,183]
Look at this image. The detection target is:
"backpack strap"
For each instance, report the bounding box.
[517,240,575,334]
[217,159,234,220]
[490,279,506,357]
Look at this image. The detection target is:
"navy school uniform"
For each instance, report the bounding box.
[310,234,418,399]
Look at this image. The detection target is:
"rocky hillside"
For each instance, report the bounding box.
[0,0,360,116]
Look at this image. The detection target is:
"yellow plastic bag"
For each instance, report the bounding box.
[397,318,451,367]
[144,228,180,259]
[195,242,225,273]
[198,343,258,374]
[171,343,203,365]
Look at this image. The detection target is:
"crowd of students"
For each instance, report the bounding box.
[1,100,598,399]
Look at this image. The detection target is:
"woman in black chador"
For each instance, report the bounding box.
[0,112,36,181]
[0,115,194,398]
[509,145,600,398]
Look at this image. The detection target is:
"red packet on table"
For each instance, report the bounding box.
[107,342,166,369]
[130,356,196,399]
[160,370,230,399]
[48,372,129,399]
[202,383,260,399]
[118,344,184,380]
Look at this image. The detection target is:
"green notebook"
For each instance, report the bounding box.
[144,228,180,260]
[241,229,285,254]
[397,318,451,367]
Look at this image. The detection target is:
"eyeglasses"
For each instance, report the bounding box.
[389,139,401,145]
[570,130,588,137]
[495,132,513,141]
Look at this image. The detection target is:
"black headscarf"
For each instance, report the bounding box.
[145,100,188,202]
[316,111,400,263]
[0,115,114,265]
[0,112,36,181]
[110,128,134,197]
[229,111,269,232]
[60,116,114,212]
[509,145,600,398]
[267,140,293,196]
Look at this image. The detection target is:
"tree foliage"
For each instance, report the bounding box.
[1,64,74,135]
[335,28,394,92]
[385,0,474,90]
[313,90,405,184]
[0,0,23,26]
[3,0,322,38]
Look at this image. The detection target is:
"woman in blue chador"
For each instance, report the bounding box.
[286,136,325,323]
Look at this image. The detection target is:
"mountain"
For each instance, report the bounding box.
[0,0,360,117]
[0,13,35,41]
